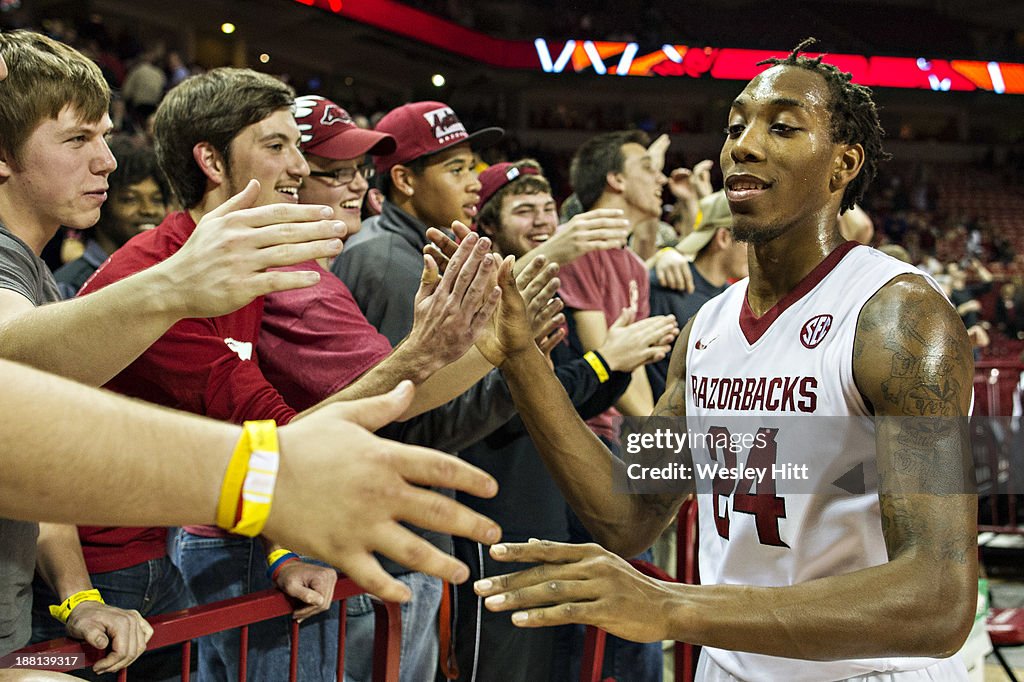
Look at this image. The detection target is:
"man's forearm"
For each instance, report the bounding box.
[2,359,231,527]
[614,367,654,416]
[295,343,494,421]
[0,267,185,387]
[35,524,94,600]
[501,347,675,554]
[399,347,495,418]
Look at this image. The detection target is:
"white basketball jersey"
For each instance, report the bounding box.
[685,243,962,681]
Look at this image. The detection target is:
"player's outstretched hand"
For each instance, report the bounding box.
[516,255,563,343]
[477,253,563,366]
[475,254,539,366]
[475,539,674,643]
[267,382,502,603]
[156,180,347,318]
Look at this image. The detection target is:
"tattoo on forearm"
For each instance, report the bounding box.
[654,380,686,417]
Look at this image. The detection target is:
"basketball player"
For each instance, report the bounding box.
[471,40,976,680]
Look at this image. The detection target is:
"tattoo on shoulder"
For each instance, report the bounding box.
[876,306,970,418]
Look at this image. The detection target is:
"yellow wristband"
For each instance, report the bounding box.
[658,247,676,255]
[583,351,610,383]
[229,420,280,537]
[216,427,251,531]
[48,589,104,624]
[266,548,294,567]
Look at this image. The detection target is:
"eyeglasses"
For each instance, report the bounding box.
[307,163,376,186]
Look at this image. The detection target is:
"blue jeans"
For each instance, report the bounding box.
[344,572,440,682]
[31,556,195,681]
[168,529,339,682]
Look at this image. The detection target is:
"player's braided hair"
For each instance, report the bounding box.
[757,37,890,213]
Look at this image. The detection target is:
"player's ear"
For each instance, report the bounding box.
[830,143,864,193]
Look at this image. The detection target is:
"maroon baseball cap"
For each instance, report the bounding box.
[476,162,541,214]
[294,95,396,160]
[373,101,503,174]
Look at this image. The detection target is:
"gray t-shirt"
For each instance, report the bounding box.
[0,224,58,655]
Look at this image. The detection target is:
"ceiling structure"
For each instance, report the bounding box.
[11,0,1023,151]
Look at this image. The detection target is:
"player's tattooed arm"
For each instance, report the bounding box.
[852,273,977,647]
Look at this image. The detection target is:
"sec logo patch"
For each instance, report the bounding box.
[800,314,833,349]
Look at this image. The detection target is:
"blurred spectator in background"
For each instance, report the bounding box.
[878,243,912,263]
[939,259,993,355]
[948,258,993,329]
[120,44,165,138]
[165,50,190,87]
[996,280,1024,340]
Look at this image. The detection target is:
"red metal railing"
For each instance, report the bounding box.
[974,360,1022,417]
[12,578,400,681]
[973,361,1023,536]
[580,496,700,682]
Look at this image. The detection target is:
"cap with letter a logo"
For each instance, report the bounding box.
[294,95,396,160]
[800,314,833,349]
[373,101,504,174]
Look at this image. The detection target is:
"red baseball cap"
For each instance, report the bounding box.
[373,101,503,174]
[476,162,541,214]
[294,95,396,160]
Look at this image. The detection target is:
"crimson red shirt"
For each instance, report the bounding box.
[259,262,392,412]
[557,247,650,442]
[76,211,297,573]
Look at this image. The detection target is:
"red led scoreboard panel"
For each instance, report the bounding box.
[294,0,1024,95]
